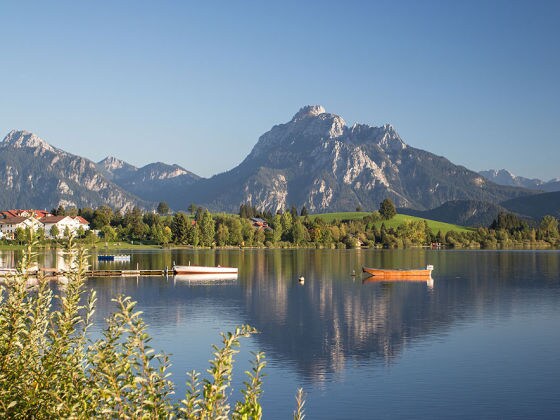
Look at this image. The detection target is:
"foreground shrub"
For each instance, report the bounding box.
[0,236,305,418]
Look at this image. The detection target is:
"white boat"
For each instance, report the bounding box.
[173,264,238,275]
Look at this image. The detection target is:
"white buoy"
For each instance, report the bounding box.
[298,276,305,284]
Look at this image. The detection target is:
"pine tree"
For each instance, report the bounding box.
[290,205,298,219]
[171,212,189,244]
[157,202,170,215]
[379,198,396,220]
[199,210,215,247]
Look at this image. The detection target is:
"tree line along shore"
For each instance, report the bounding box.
[2,200,559,250]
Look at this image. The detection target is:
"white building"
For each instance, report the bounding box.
[41,215,90,238]
[0,216,43,240]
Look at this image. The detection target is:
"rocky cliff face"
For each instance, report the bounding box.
[0,130,147,211]
[177,106,532,213]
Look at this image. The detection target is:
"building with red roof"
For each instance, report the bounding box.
[0,210,90,240]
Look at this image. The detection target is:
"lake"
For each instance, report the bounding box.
[3,248,560,419]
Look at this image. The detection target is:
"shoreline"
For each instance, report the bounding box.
[0,242,558,252]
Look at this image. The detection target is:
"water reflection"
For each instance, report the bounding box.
[242,250,442,382]
[2,248,560,388]
[189,249,559,385]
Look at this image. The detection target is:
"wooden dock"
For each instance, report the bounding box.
[86,269,167,277]
[34,268,169,278]
[1,268,171,279]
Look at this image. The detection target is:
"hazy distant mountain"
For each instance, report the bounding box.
[399,200,511,227]
[0,130,147,211]
[501,191,560,220]
[175,106,534,213]
[97,156,201,203]
[479,169,560,192]
[399,192,560,226]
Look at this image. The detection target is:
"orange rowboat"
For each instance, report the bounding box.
[362,265,434,280]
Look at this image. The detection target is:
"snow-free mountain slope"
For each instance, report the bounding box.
[175,106,533,213]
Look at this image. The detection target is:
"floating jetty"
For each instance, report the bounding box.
[1,268,169,279]
[86,269,166,277]
[97,255,131,262]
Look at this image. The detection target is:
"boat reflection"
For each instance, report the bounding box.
[362,276,434,288]
[173,273,238,284]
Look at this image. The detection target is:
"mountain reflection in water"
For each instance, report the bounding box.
[3,248,560,418]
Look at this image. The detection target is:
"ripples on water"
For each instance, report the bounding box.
[2,248,560,419]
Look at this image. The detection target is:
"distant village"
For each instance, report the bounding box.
[0,209,90,241]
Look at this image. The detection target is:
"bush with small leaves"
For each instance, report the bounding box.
[0,233,305,418]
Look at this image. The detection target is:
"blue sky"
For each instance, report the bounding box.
[1,1,559,180]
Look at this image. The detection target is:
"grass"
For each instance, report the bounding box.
[91,241,164,250]
[308,211,371,223]
[310,212,472,234]
[0,241,164,251]
[378,214,471,234]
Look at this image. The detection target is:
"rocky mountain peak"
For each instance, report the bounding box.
[142,162,192,179]
[99,156,135,171]
[291,105,346,139]
[488,169,515,178]
[291,105,327,121]
[378,125,406,151]
[2,130,56,153]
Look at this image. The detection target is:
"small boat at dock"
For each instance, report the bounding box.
[98,255,131,262]
[362,265,434,280]
[172,264,238,275]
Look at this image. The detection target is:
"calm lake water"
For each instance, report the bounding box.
[3,248,560,419]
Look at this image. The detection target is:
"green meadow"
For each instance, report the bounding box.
[310,212,471,235]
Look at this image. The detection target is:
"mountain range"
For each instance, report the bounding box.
[0,131,197,212]
[97,156,200,203]
[1,106,557,225]
[479,169,560,192]
[0,130,145,211]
